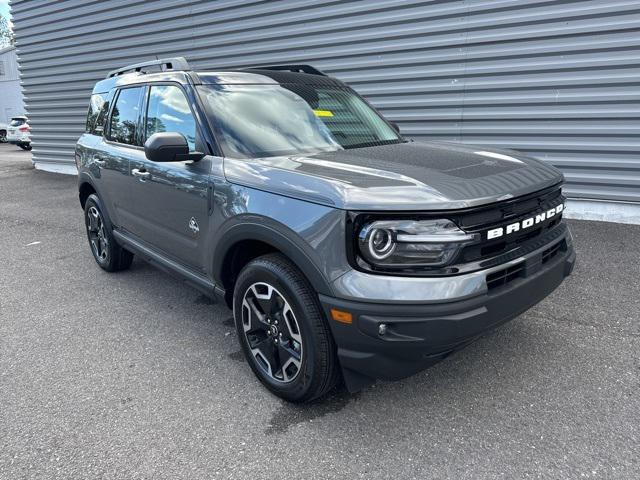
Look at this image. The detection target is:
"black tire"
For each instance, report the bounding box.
[0,131,6,143]
[84,194,134,272]
[19,143,32,151]
[233,253,340,403]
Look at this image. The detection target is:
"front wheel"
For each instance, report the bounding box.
[84,194,133,272]
[233,254,340,402]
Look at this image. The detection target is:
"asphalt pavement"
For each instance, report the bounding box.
[1,143,638,479]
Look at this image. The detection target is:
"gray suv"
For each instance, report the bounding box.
[76,58,575,402]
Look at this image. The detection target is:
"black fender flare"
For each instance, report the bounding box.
[212,220,334,298]
[77,172,119,230]
[78,171,99,206]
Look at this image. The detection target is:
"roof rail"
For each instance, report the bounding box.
[107,57,190,78]
[248,64,327,76]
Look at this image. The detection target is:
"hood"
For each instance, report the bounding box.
[223,141,564,211]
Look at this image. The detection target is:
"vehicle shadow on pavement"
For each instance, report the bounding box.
[121,256,571,436]
[265,388,361,435]
[261,318,549,435]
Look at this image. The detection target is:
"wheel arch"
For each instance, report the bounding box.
[78,180,97,209]
[77,173,119,233]
[214,222,334,308]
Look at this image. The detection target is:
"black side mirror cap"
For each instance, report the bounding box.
[144,132,204,162]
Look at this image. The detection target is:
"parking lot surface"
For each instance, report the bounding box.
[1,143,639,479]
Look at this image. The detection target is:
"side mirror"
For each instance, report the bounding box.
[144,132,204,162]
[390,122,401,133]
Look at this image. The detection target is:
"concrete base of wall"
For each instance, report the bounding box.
[34,161,77,175]
[564,199,640,225]
[34,161,640,225]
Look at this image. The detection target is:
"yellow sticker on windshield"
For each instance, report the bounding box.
[313,109,334,117]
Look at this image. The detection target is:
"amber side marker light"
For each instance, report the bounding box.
[330,309,353,324]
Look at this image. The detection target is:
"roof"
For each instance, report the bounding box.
[238,68,345,87]
[92,71,192,94]
[92,67,345,94]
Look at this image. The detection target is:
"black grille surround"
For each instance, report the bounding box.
[459,187,565,264]
[347,183,566,277]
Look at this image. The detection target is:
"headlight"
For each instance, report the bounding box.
[357,219,477,269]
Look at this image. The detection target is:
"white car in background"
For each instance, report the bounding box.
[7,116,32,151]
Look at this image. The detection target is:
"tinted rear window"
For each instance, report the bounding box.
[10,118,26,127]
[107,87,144,145]
[86,94,106,134]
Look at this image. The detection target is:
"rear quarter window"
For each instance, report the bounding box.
[86,92,113,135]
[86,94,104,133]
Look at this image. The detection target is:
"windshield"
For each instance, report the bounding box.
[197,84,401,158]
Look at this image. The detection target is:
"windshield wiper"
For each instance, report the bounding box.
[342,138,404,150]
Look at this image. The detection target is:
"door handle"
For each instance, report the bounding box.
[132,168,151,179]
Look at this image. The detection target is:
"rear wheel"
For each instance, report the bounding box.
[84,194,133,272]
[233,254,339,402]
[18,143,32,151]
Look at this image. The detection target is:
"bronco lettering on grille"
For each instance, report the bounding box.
[486,204,564,240]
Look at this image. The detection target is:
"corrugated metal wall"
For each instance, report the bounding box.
[11,0,640,202]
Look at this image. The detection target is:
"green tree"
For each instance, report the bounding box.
[0,15,14,48]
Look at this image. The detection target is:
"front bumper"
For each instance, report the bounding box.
[320,229,575,391]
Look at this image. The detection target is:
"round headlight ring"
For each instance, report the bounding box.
[367,228,396,260]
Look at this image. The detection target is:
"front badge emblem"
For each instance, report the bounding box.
[189,217,199,234]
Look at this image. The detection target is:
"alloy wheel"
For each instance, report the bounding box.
[87,206,109,263]
[241,282,303,382]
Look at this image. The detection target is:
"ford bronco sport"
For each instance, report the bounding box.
[76,58,575,402]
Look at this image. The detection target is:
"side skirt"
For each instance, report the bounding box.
[112,229,226,302]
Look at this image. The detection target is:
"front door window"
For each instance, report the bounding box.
[145,85,197,151]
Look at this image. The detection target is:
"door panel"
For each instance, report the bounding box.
[127,157,212,269]
[102,142,146,229]
[99,86,146,228]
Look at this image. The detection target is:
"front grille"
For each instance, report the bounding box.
[486,262,525,290]
[542,240,564,264]
[486,238,567,291]
[455,184,563,230]
[478,222,566,270]
[458,185,565,264]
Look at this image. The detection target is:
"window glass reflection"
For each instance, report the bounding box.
[108,87,144,145]
[198,84,400,158]
[146,85,197,151]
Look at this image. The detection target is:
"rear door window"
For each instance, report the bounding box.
[107,87,144,145]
